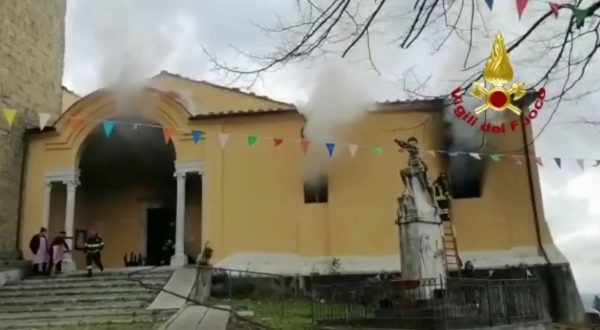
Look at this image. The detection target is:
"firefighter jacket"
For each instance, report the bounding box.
[433,182,449,201]
[85,236,104,254]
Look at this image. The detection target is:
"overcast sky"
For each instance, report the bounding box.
[63,0,600,292]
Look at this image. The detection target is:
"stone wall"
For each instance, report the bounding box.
[0,0,66,258]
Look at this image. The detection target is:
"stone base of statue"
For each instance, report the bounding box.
[397,175,445,298]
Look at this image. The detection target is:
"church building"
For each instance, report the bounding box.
[19,71,568,276]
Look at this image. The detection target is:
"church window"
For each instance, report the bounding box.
[304,176,328,204]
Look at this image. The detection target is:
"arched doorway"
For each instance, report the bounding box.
[75,116,176,267]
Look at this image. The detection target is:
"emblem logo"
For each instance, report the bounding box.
[471,32,526,116]
[449,31,546,134]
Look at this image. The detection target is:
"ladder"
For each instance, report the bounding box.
[442,220,461,277]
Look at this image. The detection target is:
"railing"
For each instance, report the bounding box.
[192,266,304,319]
[312,277,545,329]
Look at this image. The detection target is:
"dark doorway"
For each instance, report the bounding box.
[146,208,175,266]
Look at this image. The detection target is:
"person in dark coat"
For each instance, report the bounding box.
[84,229,104,277]
[29,227,50,276]
[50,231,70,274]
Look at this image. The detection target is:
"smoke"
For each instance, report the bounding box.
[299,60,375,183]
[75,0,196,115]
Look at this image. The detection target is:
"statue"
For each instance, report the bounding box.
[394,137,430,192]
[394,137,445,285]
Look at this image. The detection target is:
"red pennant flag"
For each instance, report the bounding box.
[69,117,85,130]
[163,127,174,143]
[549,2,561,18]
[273,138,284,146]
[516,0,529,19]
[300,140,310,154]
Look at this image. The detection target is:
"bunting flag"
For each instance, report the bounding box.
[3,109,17,128]
[19,109,600,170]
[163,127,174,144]
[191,130,205,144]
[573,8,588,28]
[38,112,51,131]
[513,155,523,165]
[516,0,529,19]
[218,133,230,149]
[69,117,84,131]
[348,144,358,158]
[549,2,561,18]
[536,157,543,167]
[300,140,310,154]
[554,158,562,169]
[485,0,493,10]
[247,135,258,146]
[325,143,336,157]
[102,120,115,137]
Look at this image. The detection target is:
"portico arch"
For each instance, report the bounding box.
[39,87,198,269]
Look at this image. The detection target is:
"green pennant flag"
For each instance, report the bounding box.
[247,135,258,146]
[573,8,588,28]
[373,147,383,156]
[490,154,502,162]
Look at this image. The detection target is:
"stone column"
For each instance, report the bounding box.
[62,179,79,272]
[41,181,52,230]
[171,172,187,266]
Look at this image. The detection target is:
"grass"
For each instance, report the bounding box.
[223,298,314,330]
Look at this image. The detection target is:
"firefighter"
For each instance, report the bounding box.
[433,173,451,221]
[84,229,104,277]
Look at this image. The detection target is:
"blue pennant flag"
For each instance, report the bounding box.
[325,143,336,157]
[485,0,493,10]
[103,120,115,137]
[191,130,205,144]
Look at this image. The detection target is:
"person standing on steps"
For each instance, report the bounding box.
[29,227,50,276]
[50,231,70,274]
[84,229,104,277]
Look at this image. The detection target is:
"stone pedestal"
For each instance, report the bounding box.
[170,253,187,267]
[62,254,77,272]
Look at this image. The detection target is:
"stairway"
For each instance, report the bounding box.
[0,268,177,329]
[442,221,461,276]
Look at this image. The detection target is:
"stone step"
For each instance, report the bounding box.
[0,306,174,321]
[0,311,174,329]
[0,299,149,313]
[0,285,158,298]
[1,278,167,291]
[19,272,172,284]
[39,267,175,278]
[0,292,156,306]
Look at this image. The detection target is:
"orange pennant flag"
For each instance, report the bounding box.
[300,140,310,154]
[69,117,85,130]
[163,127,174,143]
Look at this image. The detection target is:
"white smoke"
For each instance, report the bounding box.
[299,60,375,182]
[77,0,196,115]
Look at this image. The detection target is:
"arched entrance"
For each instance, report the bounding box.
[74,116,177,267]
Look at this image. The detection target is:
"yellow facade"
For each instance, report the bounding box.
[19,73,565,272]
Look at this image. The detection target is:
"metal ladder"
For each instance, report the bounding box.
[442,219,461,277]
